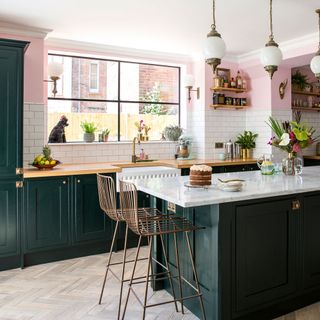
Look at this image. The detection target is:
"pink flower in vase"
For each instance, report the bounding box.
[292,143,301,153]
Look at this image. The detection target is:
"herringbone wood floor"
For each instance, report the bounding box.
[0,248,319,320]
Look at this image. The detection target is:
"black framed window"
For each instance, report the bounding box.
[47,53,180,142]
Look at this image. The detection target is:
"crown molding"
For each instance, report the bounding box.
[45,38,193,64]
[238,32,318,65]
[0,20,52,39]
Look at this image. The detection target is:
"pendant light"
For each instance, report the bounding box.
[260,0,282,79]
[204,0,226,73]
[310,9,320,81]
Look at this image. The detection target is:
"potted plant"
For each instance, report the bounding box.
[101,128,110,142]
[291,70,309,91]
[163,125,183,141]
[177,135,192,158]
[144,125,151,141]
[134,120,145,140]
[235,130,258,159]
[80,121,97,143]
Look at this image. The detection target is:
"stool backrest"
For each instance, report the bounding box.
[97,174,119,221]
[119,180,140,235]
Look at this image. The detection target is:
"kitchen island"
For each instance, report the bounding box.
[132,167,320,320]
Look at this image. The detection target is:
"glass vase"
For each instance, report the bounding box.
[282,153,303,175]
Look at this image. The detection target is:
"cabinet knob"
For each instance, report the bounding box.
[63,181,67,185]
[77,179,81,183]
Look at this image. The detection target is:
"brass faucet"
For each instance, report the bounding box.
[132,137,140,163]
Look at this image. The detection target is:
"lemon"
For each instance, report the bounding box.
[50,160,56,165]
[45,160,50,165]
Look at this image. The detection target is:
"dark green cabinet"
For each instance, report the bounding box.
[0,39,28,178]
[23,174,115,267]
[0,39,29,271]
[160,193,320,320]
[0,181,21,270]
[302,194,320,291]
[74,174,113,243]
[24,177,70,252]
[181,164,258,176]
[234,199,296,312]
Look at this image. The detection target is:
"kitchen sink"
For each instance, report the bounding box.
[116,166,181,191]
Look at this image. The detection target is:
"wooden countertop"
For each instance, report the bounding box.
[303,156,320,160]
[23,158,257,178]
[23,163,121,178]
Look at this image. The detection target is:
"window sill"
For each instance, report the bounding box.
[48,140,176,146]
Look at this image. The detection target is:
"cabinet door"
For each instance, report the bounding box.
[302,193,320,290]
[0,181,20,258]
[0,41,27,178]
[74,174,113,243]
[234,199,296,312]
[24,177,70,251]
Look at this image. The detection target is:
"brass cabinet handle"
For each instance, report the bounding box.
[292,200,300,210]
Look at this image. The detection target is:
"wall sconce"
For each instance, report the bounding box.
[184,74,200,102]
[44,62,64,97]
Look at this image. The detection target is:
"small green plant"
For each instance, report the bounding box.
[291,70,309,91]
[101,128,110,137]
[80,121,97,133]
[235,131,258,149]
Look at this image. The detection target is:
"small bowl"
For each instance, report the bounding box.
[31,160,61,170]
[217,179,244,192]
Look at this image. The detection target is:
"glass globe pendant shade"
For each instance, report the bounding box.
[48,62,64,79]
[311,53,320,80]
[204,34,226,73]
[260,43,283,79]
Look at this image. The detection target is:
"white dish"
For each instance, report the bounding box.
[217,180,244,192]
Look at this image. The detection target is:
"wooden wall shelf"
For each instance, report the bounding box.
[292,90,320,97]
[210,104,247,110]
[210,87,246,93]
[292,106,320,112]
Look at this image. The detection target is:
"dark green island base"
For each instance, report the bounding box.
[151,192,320,320]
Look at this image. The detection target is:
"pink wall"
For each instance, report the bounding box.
[271,66,292,109]
[0,33,46,104]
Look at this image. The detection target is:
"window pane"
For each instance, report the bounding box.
[89,62,99,92]
[48,55,118,100]
[119,103,179,141]
[48,100,118,142]
[120,62,179,103]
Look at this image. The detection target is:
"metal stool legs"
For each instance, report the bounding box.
[185,231,206,320]
[173,231,185,314]
[121,235,143,320]
[99,219,120,304]
[117,224,129,319]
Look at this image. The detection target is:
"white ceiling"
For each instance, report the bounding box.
[0,0,319,57]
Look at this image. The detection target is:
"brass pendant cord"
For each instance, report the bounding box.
[318,10,320,50]
[269,0,274,41]
[212,0,216,30]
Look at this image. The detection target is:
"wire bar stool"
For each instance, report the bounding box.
[119,179,206,320]
[97,174,150,319]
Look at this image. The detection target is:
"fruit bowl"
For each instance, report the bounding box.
[31,160,61,170]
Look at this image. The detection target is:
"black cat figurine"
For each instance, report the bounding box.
[48,115,69,143]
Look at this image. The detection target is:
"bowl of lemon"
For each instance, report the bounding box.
[31,145,61,170]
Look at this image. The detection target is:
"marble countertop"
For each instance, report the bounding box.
[132,167,320,208]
